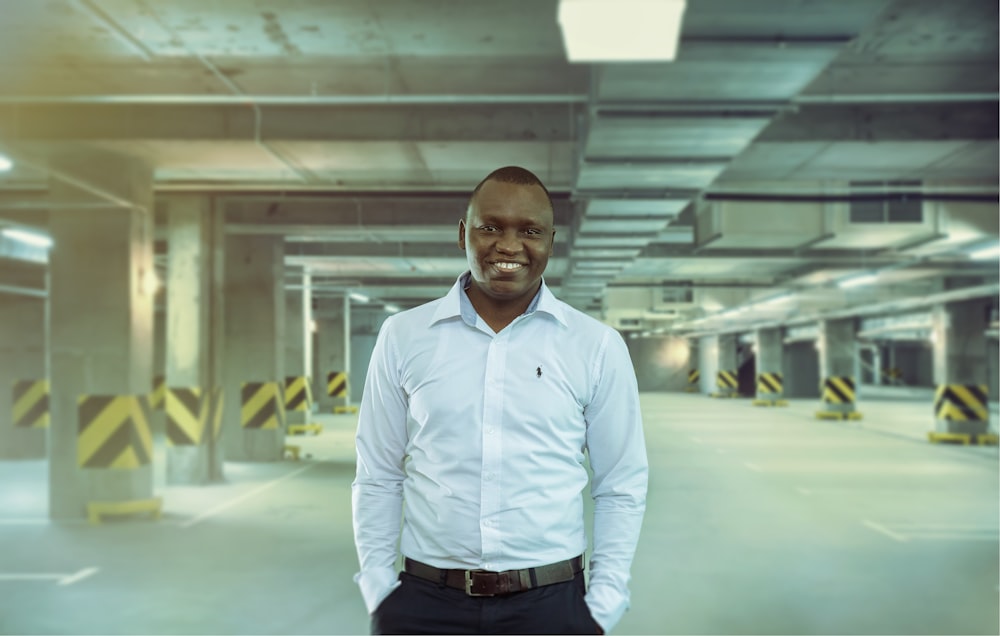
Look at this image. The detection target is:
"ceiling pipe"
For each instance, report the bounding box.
[794,93,999,104]
[72,0,155,61]
[681,282,999,338]
[0,94,588,106]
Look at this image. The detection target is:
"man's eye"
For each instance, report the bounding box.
[479,225,498,232]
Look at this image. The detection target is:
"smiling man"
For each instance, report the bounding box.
[352,166,648,635]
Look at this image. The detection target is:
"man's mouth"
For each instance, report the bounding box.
[491,261,525,272]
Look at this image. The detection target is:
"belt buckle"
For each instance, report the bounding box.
[464,570,493,597]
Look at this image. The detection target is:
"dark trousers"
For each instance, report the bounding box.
[371,570,602,635]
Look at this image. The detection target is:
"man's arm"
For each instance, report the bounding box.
[351,317,410,614]
[583,330,649,632]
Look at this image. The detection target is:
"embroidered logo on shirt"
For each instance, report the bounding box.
[537,366,542,378]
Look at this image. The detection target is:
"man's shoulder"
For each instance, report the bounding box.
[382,296,448,332]
[548,296,621,340]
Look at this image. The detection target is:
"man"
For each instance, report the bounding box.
[352,166,648,634]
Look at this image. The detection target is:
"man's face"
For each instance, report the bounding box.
[459,179,555,305]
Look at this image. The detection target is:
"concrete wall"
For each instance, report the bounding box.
[783,342,820,398]
[892,342,934,387]
[625,335,691,392]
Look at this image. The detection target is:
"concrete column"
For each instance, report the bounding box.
[931,300,991,435]
[48,151,155,520]
[713,334,738,397]
[314,305,347,412]
[753,327,786,405]
[164,196,225,483]
[223,235,285,461]
[818,318,859,417]
[0,292,47,459]
[284,272,310,427]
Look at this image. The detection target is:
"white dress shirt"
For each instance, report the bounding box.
[352,273,648,631]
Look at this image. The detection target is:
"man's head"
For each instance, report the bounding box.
[459,166,556,308]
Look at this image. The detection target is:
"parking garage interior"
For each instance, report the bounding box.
[0,1,998,634]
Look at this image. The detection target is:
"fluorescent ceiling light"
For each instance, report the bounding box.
[384,304,400,313]
[2,227,52,248]
[558,0,686,62]
[0,154,12,172]
[968,244,1000,260]
[348,292,370,303]
[837,273,879,289]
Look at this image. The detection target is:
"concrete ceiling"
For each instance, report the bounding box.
[0,0,996,334]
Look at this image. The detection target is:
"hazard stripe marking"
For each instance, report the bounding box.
[241,382,281,430]
[823,376,855,404]
[77,395,152,469]
[13,380,49,428]
[935,384,989,421]
[758,372,782,394]
[166,387,204,446]
[327,372,348,397]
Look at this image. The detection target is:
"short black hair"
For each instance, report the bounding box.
[467,165,554,214]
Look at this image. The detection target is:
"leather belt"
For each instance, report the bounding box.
[403,556,583,597]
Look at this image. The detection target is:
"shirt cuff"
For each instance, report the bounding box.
[354,566,401,614]
[585,580,628,634]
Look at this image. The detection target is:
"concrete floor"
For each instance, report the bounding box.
[0,393,997,635]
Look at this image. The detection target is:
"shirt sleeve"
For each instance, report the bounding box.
[583,330,649,633]
[351,316,410,614]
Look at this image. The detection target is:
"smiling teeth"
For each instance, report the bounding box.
[495,262,522,270]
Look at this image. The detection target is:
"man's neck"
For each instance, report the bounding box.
[465,283,539,333]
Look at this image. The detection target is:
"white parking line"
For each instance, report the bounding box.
[180,464,315,528]
[862,520,908,542]
[58,567,99,585]
[0,567,99,586]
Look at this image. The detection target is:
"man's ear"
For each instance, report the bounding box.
[458,219,466,250]
[548,229,556,256]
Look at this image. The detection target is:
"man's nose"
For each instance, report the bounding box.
[494,230,522,253]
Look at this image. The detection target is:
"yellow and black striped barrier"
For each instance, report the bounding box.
[151,375,166,410]
[816,376,862,420]
[328,371,358,413]
[752,372,787,406]
[710,370,738,398]
[684,369,699,392]
[77,394,154,469]
[934,384,988,422]
[166,387,205,446]
[285,376,313,412]
[13,379,49,428]
[241,381,285,430]
[327,371,347,398]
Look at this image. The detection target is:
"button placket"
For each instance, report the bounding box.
[479,330,506,562]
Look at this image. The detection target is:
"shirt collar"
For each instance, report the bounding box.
[430,272,567,328]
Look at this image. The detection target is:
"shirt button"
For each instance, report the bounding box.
[485,472,495,481]
[486,427,495,435]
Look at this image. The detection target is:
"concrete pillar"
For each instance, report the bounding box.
[931,300,991,435]
[222,235,285,461]
[753,327,786,405]
[818,318,860,418]
[48,151,155,520]
[713,334,738,398]
[0,292,47,459]
[284,272,311,427]
[164,196,225,483]
[684,339,699,392]
[314,304,347,412]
